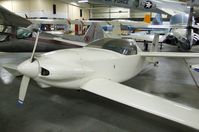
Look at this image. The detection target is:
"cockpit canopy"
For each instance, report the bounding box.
[87,38,137,55]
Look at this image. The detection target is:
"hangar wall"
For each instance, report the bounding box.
[90,6,130,19]
[0,0,89,19]
[89,5,152,19]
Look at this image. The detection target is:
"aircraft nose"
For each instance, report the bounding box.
[17,60,39,78]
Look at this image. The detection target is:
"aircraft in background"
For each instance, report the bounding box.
[121,13,199,51]
[24,14,73,35]
[0,5,32,41]
[0,22,104,52]
[101,13,168,36]
[0,6,31,27]
[0,5,105,52]
[87,0,189,16]
[4,33,199,130]
[1,1,198,52]
[54,22,104,44]
[98,3,199,51]
[0,11,82,52]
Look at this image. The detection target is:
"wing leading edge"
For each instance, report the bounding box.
[81,78,199,130]
[140,52,199,58]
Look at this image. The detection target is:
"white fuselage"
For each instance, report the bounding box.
[19,48,145,89]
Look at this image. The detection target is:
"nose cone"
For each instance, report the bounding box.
[17,60,39,78]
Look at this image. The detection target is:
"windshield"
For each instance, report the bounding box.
[87,38,137,55]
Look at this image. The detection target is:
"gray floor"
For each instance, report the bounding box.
[0,44,199,132]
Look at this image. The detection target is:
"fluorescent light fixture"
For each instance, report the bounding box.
[78,0,88,3]
[71,2,78,5]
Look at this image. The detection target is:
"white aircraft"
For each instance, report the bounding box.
[5,32,199,130]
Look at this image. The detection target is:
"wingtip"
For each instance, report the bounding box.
[17,100,24,108]
[193,68,199,72]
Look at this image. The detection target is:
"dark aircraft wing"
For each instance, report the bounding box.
[0,5,31,27]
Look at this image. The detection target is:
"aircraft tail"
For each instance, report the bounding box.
[83,23,104,43]
[111,22,122,35]
[152,13,163,25]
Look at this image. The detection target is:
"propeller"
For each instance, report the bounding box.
[17,31,40,105]
[30,31,40,62]
[18,75,30,105]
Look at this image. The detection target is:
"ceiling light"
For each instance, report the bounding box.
[78,0,88,3]
[71,2,78,5]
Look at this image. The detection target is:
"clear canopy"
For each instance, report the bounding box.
[87,38,137,55]
[170,13,189,25]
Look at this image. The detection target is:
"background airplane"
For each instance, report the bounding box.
[87,0,189,16]
[0,5,104,52]
[99,1,199,51]
[122,13,199,51]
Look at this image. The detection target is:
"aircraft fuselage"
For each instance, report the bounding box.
[88,0,188,15]
[18,47,145,89]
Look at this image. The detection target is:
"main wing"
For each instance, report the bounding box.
[158,7,185,16]
[122,33,166,43]
[153,0,188,16]
[81,78,199,130]
[140,52,199,58]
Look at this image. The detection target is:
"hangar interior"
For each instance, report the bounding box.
[0,0,169,19]
[0,0,199,132]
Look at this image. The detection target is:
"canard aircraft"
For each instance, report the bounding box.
[4,32,199,130]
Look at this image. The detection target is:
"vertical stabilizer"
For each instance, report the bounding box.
[111,22,122,35]
[83,23,104,43]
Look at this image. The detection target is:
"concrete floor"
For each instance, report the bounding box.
[0,44,199,132]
